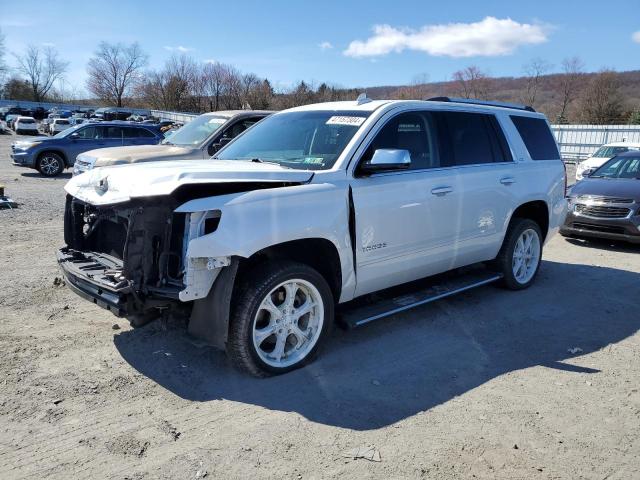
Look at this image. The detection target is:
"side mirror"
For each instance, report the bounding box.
[360,149,411,173]
[69,132,79,140]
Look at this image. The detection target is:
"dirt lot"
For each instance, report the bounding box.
[0,130,639,480]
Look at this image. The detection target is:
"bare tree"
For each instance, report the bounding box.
[452,66,491,100]
[202,61,228,111]
[520,58,552,107]
[86,42,148,107]
[556,56,585,123]
[580,70,625,124]
[14,45,68,102]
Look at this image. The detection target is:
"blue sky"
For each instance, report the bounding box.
[1,0,639,94]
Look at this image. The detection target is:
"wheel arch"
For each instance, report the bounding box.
[37,149,69,167]
[187,238,343,351]
[238,238,343,303]
[509,200,549,242]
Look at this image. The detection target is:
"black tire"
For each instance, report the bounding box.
[37,152,65,177]
[227,261,334,377]
[493,218,543,290]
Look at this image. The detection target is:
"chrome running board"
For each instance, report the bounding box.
[338,267,503,329]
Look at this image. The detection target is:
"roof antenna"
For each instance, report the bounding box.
[356,93,372,105]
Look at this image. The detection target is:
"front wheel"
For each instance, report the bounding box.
[37,152,65,177]
[227,261,334,377]
[494,218,543,290]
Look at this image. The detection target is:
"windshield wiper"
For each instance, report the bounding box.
[248,158,292,169]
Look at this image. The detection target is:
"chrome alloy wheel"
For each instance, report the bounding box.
[512,228,541,284]
[252,279,324,368]
[39,155,61,175]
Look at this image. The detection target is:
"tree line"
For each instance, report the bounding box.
[0,30,638,125]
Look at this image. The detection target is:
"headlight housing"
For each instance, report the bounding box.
[15,141,42,150]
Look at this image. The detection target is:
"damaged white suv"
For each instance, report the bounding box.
[58,97,567,376]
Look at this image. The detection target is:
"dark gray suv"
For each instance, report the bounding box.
[10,122,164,177]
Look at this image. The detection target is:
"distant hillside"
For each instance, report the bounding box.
[357,70,640,123]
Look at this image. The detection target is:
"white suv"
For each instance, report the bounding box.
[14,116,39,135]
[58,97,567,376]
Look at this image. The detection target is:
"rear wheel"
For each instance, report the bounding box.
[494,218,543,290]
[227,261,334,377]
[37,152,65,177]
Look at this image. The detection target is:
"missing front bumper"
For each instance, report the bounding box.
[57,247,181,317]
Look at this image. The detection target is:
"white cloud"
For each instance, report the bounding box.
[319,41,333,50]
[633,31,640,43]
[344,17,549,58]
[164,45,193,53]
[42,42,56,47]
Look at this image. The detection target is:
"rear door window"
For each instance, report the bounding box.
[122,127,140,138]
[106,126,124,139]
[137,128,156,138]
[510,115,560,160]
[435,111,512,166]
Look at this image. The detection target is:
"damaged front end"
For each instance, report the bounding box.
[58,194,225,319]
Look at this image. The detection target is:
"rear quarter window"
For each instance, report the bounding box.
[510,115,560,160]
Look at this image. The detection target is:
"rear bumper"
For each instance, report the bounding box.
[561,211,640,244]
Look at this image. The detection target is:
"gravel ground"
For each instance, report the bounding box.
[1,130,639,480]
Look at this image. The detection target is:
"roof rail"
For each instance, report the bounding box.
[425,96,536,113]
[356,93,372,105]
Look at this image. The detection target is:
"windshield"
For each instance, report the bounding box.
[20,118,35,124]
[591,155,640,179]
[215,110,369,170]
[592,146,630,158]
[162,115,227,146]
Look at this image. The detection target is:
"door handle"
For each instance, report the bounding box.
[431,186,453,196]
[500,176,516,185]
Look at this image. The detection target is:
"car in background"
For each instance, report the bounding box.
[0,119,8,134]
[73,110,271,174]
[575,142,640,181]
[5,114,20,130]
[49,118,72,135]
[562,151,640,244]
[11,122,164,177]
[14,117,39,135]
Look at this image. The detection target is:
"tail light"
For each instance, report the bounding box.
[562,161,568,196]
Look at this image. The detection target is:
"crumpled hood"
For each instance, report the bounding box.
[65,159,314,205]
[80,144,197,167]
[570,177,640,200]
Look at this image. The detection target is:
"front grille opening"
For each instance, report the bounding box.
[575,204,630,219]
[573,222,627,235]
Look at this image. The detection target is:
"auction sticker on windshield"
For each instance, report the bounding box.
[326,116,367,127]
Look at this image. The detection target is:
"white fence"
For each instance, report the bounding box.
[150,110,197,123]
[550,124,640,162]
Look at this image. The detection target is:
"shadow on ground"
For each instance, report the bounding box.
[114,260,640,430]
[564,237,640,253]
[20,172,72,180]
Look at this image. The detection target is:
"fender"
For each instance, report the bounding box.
[176,181,357,302]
